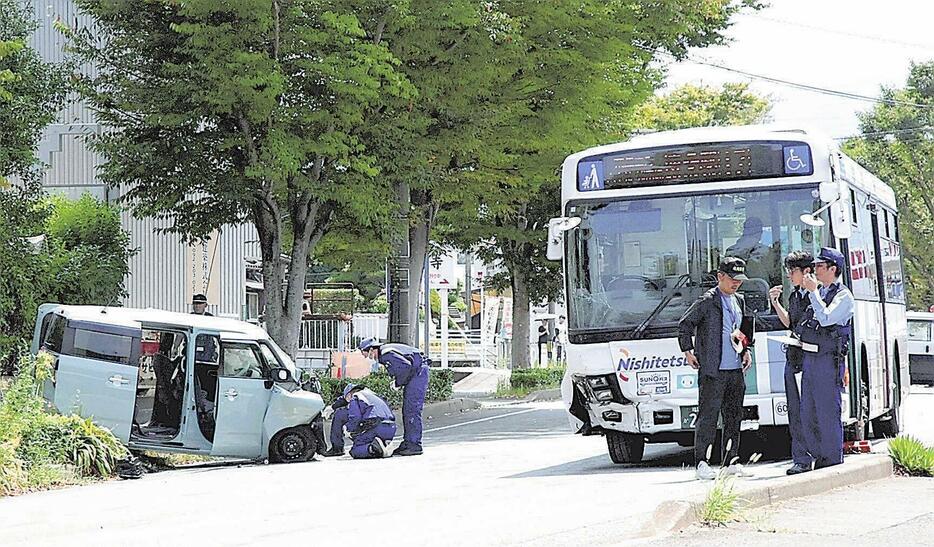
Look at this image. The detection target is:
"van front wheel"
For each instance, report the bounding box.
[269,426,317,463]
[606,431,644,464]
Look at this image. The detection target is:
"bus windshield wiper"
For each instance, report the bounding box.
[631,274,691,340]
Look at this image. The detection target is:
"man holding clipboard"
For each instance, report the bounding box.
[769,251,815,476]
[679,257,755,480]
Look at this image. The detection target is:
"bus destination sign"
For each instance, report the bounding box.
[577,141,813,192]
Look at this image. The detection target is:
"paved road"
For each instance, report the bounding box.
[1,387,930,546]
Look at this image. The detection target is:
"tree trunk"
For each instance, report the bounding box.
[406,218,430,347]
[511,265,531,369]
[254,192,330,359]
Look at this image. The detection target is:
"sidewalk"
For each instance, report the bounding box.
[641,474,934,546]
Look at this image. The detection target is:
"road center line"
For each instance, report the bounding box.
[390,408,542,440]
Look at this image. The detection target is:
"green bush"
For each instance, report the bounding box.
[318,368,455,408]
[0,349,128,496]
[510,366,566,390]
[1,192,133,373]
[888,436,934,476]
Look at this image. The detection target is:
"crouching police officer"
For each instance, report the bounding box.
[359,338,429,456]
[799,247,854,469]
[322,384,396,459]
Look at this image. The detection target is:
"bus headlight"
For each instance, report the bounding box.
[587,376,609,388]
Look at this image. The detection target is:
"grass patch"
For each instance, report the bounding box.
[698,475,744,526]
[888,436,934,476]
[0,348,128,497]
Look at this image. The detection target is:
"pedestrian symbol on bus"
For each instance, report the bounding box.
[578,160,604,191]
[783,145,812,175]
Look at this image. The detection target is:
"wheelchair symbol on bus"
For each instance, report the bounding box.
[783,145,811,174]
[786,149,805,171]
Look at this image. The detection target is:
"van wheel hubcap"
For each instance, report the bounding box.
[281,434,305,459]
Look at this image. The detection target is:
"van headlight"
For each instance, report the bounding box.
[594,389,614,402]
[587,376,609,388]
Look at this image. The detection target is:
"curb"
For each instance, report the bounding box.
[645,454,893,538]
[523,388,561,402]
[422,397,482,418]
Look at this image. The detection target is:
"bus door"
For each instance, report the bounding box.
[868,204,891,410]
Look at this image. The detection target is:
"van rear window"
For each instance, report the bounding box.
[71,329,135,365]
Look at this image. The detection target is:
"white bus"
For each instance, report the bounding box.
[547,126,908,463]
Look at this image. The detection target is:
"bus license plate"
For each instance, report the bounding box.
[681,406,699,429]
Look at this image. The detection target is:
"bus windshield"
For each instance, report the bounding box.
[566,186,830,336]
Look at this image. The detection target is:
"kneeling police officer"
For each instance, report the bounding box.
[322,384,396,459]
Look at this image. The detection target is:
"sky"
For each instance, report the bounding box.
[664,0,934,141]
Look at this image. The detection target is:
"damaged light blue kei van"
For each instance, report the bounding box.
[30,304,326,463]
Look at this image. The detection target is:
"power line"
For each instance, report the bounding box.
[642,46,934,110]
[833,126,934,141]
[746,14,934,51]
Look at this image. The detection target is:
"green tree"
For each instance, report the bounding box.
[445,0,761,368]
[1,194,132,371]
[635,82,771,131]
[845,61,934,308]
[343,1,522,346]
[0,0,67,186]
[45,194,134,306]
[64,1,413,357]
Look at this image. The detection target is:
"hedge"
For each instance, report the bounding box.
[510,366,566,390]
[318,368,454,408]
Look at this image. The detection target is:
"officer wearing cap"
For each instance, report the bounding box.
[191,294,213,316]
[679,257,755,480]
[769,251,815,475]
[321,384,396,458]
[799,247,854,469]
[359,337,429,456]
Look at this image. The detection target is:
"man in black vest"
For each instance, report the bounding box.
[799,247,854,469]
[679,257,755,480]
[769,251,814,475]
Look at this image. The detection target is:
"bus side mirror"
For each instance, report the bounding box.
[547,217,581,261]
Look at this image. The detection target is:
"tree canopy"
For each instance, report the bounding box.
[845,61,934,308]
[635,82,771,131]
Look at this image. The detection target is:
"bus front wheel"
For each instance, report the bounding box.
[607,431,644,464]
[872,405,901,438]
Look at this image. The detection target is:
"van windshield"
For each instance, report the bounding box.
[908,321,932,341]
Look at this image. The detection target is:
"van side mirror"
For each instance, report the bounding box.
[268,367,292,383]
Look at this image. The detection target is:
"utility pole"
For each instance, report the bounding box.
[387,183,411,344]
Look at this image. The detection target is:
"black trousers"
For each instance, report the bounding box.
[694,369,746,466]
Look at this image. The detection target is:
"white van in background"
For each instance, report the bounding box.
[907,311,934,385]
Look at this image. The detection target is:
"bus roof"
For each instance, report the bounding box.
[562,124,895,209]
[43,304,269,339]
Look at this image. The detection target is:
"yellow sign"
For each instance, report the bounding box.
[429,339,467,356]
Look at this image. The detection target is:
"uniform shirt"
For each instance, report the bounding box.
[718,290,743,371]
[808,280,854,327]
[379,343,425,387]
[346,388,395,433]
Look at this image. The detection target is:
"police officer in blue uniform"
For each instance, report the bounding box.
[322,384,396,459]
[799,247,854,469]
[359,338,429,456]
[769,251,814,475]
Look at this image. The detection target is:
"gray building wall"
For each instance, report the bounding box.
[28,0,258,318]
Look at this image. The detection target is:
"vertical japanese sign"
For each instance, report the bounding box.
[185,231,221,307]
